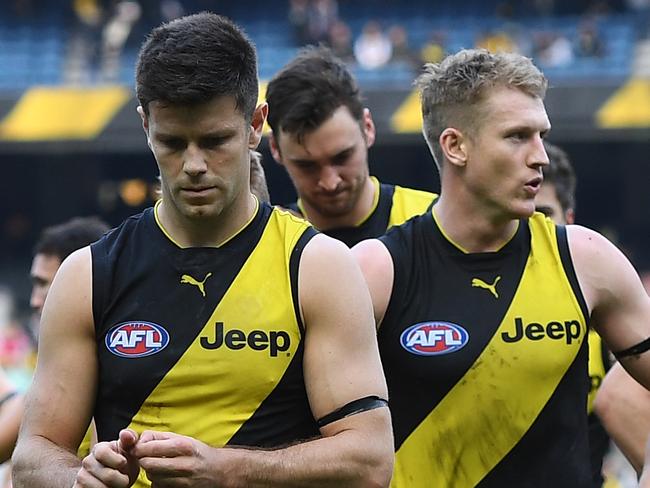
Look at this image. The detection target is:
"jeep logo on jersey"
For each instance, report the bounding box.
[501,317,582,344]
[105,321,170,358]
[400,321,469,356]
[200,322,291,357]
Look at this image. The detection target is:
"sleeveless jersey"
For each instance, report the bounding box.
[379,210,591,488]
[91,202,319,487]
[288,176,436,247]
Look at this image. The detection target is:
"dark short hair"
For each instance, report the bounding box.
[266,46,364,144]
[34,217,110,261]
[542,141,576,213]
[136,12,259,121]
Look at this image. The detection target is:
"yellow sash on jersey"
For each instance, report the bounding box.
[392,217,587,488]
[77,424,95,458]
[587,330,606,414]
[127,209,310,488]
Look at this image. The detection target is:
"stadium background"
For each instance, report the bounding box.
[0,0,649,321]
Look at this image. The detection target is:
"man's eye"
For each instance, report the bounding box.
[294,162,315,170]
[162,139,185,150]
[332,152,352,165]
[202,138,225,148]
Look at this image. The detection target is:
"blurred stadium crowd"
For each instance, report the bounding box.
[0,0,649,88]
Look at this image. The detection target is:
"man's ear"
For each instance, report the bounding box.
[137,106,151,148]
[268,131,284,166]
[439,128,468,168]
[362,108,376,148]
[249,103,268,149]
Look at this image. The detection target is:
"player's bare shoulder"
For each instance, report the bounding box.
[352,239,394,327]
[566,224,619,261]
[298,233,374,323]
[352,238,392,278]
[567,224,647,316]
[301,232,358,274]
[40,246,94,335]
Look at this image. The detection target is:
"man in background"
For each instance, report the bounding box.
[0,216,110,483]
[29,216,110,459]
[29,216,110,344]
[595,277,650,478]
[266,46,436,247]
[535,141,612,487]
[538,142,650,483]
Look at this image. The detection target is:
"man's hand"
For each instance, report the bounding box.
[133,431,219,487]
[74,429,140,487]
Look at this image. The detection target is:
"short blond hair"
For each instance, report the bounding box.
[249,150,270,203]
[416,48,547,169]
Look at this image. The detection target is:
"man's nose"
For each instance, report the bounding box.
[183,144,208,176]
[318,166,342,191]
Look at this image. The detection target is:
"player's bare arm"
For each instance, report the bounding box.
[12,248,135,487]
[351,238,394,327]
[132,234,394,487]
[594,362,650,474]
[640,435,650,487]
[568,225,650,387]
[0,374,22,463]
[299,235,392,481]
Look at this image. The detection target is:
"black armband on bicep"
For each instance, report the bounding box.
[613,337,650,360]
[316,395,388,428]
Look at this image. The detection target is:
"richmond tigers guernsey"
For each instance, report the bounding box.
[91,201,320,488]
[379,210,591,488]
[289,176,437,246]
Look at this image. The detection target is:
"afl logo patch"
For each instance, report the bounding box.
[400,321,469,356]
[105,321,169,358]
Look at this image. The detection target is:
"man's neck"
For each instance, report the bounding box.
[433,193,520,253]
[156,194,257,248]
[301,177,377,231]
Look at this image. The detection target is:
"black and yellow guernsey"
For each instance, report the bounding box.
[379,209,591,488]
[91,200,319,488]
[288,176,437,247]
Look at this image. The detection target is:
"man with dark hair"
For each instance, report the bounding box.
[12,12,392,488]
[30,216,110,332]
[30,215,110,450]
[535,141,576,225]
[0,217,110,469]
[266,46,436,247]
[535,141,611,487]
[354,48,650,486]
